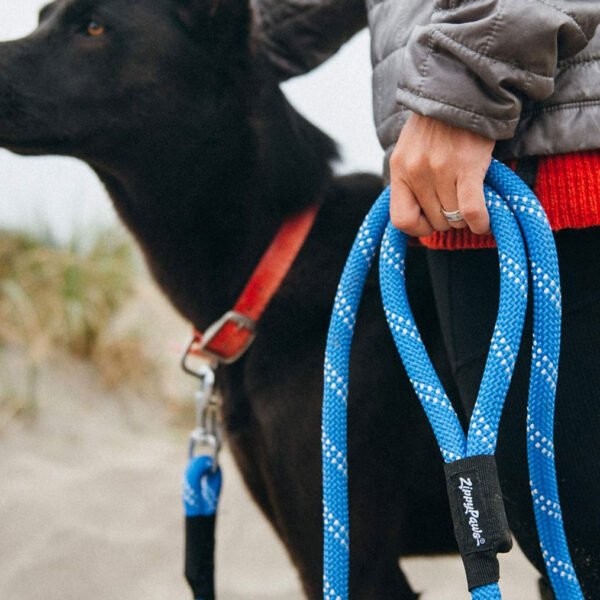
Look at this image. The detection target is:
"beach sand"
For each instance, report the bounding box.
[0,286,540,599]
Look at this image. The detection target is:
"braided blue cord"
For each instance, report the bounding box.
[183,455,222,517]
[485,166,582,598]
[323,189,390,600]
[472,583,503,600]
[322,159,582,599]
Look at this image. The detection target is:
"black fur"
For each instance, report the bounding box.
[0,1,459,597]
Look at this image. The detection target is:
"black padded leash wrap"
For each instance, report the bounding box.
[444,455,512,591]
[185,515,217,600]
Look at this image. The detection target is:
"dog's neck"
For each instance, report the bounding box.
[89,80,336,330]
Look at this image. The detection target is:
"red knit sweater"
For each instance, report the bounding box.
[419,151,600,250]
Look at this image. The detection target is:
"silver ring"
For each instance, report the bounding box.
[441,208,464,223]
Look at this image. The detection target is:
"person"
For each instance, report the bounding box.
[254,0,600,597]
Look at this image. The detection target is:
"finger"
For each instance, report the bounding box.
[402,167,451,232]
[418,191,452,232]
[390,177,434,237]
[457,176,490,234]
[436,176,467,230]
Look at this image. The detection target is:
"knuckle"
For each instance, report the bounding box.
[390,212,417,232]
[471,220,490,235]
[391,202,421,233]
[403,156,426,179]
[429,153,450,173]
[459,201,482,221]
[390,147,405,168]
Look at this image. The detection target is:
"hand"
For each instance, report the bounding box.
[389,113,495,237]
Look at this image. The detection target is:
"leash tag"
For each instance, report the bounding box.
[444,455,512,591]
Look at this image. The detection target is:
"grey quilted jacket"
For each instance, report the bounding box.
[254,0,600,169]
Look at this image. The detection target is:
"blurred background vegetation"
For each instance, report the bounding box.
[0,227,174,427]
[0,228,133,356]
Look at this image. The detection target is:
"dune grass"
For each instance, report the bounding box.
[0,227,134,356]
[0,226,137,420]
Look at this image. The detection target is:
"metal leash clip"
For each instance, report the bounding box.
[182,354,222,472]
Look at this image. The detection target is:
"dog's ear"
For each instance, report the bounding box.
[175,0,250,37]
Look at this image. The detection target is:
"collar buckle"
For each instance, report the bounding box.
[196,310,256,365]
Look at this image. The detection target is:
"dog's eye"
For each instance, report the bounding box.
[86,21,105,37]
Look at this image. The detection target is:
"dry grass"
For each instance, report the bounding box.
[0,226,196,429]
[0,349,39,428]
[0,227,140,421]
[93,334,159,394]
[0,227,134,358]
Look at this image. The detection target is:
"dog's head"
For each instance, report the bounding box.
[0,0,254,158]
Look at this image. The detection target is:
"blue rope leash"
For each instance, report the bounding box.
[182,364,223,600]
[183,455,222,600]
[322,159,583,599]
[184,455,223,519]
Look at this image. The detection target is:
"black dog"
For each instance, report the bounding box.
[0,1,459,597]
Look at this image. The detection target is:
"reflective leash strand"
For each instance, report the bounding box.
[322,159,583,599]
[485,165,581,598]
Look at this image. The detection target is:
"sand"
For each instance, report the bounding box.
[0,286,540,599]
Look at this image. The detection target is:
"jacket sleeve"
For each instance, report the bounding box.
[253,0,368,81]
[396,0,600,140]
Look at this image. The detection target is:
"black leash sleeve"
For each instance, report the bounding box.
[185,515,216,600]
[444,455,512,591]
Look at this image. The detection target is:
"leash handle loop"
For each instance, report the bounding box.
[322,159,583,600]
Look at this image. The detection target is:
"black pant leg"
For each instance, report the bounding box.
[426,228,600,598]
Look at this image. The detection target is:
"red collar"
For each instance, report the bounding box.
[183,204,319,367]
